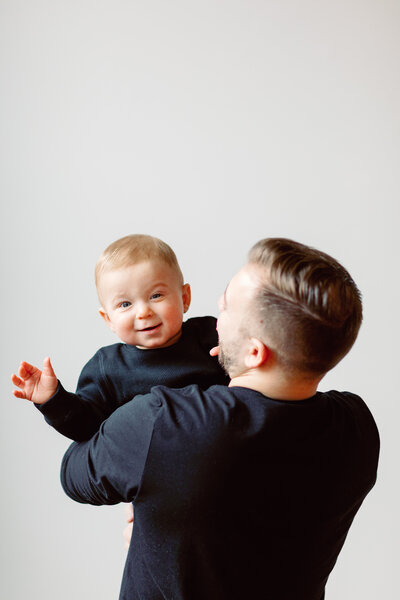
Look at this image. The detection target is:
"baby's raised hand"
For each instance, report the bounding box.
[11,357,58,405]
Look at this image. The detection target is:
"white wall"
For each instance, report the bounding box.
[1,1,398,598]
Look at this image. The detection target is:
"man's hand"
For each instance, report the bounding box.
[11,357,58,405]
[123,503,134,551]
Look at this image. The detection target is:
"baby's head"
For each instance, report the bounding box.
[95,235,191,349]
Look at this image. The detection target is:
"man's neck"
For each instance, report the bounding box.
[228,369,321,401]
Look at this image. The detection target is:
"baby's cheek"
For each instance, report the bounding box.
[169,311,183,330]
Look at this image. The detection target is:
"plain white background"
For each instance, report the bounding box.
[1,1,398,598]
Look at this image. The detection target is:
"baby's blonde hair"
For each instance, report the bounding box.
[95,234,184,291]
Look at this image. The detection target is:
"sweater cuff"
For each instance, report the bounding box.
[35,381,71,421]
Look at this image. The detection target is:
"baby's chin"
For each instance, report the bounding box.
[135,329,183,350]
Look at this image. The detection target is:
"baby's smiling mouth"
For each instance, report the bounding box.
[138,324,161,332]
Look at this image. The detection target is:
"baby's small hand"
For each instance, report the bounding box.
[209,345,220,357]
[11,357,58,405]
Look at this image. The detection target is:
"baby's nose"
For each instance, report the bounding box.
[136,302,152,318]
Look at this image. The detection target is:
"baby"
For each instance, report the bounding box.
[12,234,229,442]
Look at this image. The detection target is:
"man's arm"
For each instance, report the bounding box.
[61,393,161,505]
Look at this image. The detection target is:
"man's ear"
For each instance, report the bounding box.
[99,308,115,332]
[182,283,191,313]
[244,338,270,369]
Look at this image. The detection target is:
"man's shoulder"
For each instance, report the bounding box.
[147,384,259,429]
[320,389,362,401]
[151,382,230,398]
[320,389,372,412]
[148,383,234,413]
[318,389,379,442]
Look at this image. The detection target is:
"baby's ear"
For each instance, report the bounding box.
[99,308,115,332]
[182,283,191,313]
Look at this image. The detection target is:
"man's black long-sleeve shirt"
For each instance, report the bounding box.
[61,384,379,600]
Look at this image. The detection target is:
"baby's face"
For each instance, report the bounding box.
[98,260,191,349]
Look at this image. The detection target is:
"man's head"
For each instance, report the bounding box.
[217,238,362,380]
[95,235,191,349]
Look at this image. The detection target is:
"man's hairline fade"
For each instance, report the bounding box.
[246,238,363,377]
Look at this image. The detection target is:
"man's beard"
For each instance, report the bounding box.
[217,344,232,376]
[217,338,243,378]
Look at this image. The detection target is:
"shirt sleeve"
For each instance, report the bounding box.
[37,351,116,442]
[60,393,161,505]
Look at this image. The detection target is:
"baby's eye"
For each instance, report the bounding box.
[119,301,131,309]
[151,293,162,300]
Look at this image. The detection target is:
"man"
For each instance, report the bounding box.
[61,238,379,600]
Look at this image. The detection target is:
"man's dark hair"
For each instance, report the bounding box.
[248,238,363,375]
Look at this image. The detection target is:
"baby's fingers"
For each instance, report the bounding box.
[11,373,23,387]
[18,361,35,379]
[13,389,28,400]
[11,373,28,399]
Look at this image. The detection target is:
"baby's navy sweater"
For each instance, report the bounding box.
[38,316,229,441]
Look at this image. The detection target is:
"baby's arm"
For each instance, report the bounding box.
[12,352,115,442]
[12,357,58,404]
